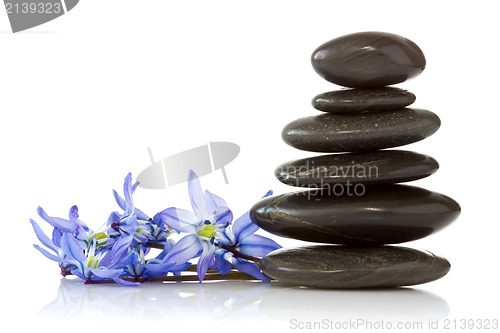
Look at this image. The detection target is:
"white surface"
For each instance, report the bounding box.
[1,1,499,332]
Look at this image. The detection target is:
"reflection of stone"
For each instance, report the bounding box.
[251,32,461,289]
[37,278,450,324]
[259,285,450,321]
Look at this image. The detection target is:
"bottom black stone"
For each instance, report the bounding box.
[260,245,450,289]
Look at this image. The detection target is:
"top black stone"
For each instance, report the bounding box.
[311,32,426,88]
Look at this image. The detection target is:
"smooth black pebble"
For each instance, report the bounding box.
[261,245,450,289]
[275,150,439,187]
[249,184,460,245]
[311,31,426,88]
[281,108,440,153]
[312,87,416,113]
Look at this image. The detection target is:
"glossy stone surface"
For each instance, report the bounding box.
[312,88,416,113]
[281,108,440,153]
[275,150,438,187]
[261,245,450,289]
[249,185,460,245]
[311,31,426,88]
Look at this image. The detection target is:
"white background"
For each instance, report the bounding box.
[1,1,499,332]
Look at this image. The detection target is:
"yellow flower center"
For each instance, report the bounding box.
[198,224,216,238]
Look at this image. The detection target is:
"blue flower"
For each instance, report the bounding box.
[30,217,77,275]
[62,233,141,286]
[118,244,190,280]
[30,205,93,275]
[30,171,283,285]
[31,197,141,285]
[36,205,90,241]
[106,173,170,247]
[215,190,281,282]
[159,170,233,282]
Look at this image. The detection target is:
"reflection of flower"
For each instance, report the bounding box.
[30,171,282,285]
[39,278,271,321]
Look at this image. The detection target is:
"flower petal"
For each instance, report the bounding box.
[122,251,141,266]
[122,172,134,216]
[37,206,73,232]
[33,244,72,266]
[112,277,141,286]
[237,234,282,257]
[60,233,85,263]
[232,212,259,244]
[29,219,59,253]
[261,190,273,199]
[71,269,87,281]
[231,257,270,282]
[152,212,164,229]
[214,250,232,275]
[154,239,175,261]
[142,262,176,276]
[169,262,191,273]
[215,229,232,245]
[113,190,150,221]
[133,208,150,222]
[160,207,199,233]
[212,206,233,227]
[88,268,141,286]
[197,241,215,282]
[232,190,272,242]
[90,268,123,279]
[52,228,63,247]
[107,211,121,226]
[110,235,134,264]
[165,234,203,265]
[188,170,209,219]
[68,205,89,231]
[113,189,126,211]
[205,190,229,213]
[120,215,140,235]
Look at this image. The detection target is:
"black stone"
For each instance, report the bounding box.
[249,185,460,245]
[281,108,440,153]
[312,88,416,113]
[275,150,438,187]
[311,31,426,88]
[260,245,450,289]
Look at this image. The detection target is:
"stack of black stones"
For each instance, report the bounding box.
[249,32,461,288]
